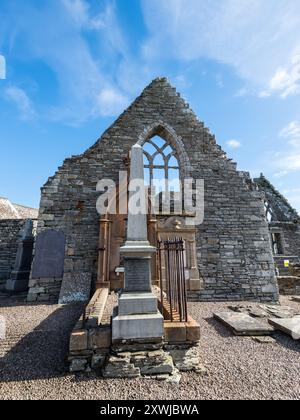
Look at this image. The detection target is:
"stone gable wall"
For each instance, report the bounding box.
[0,219,26,284]
[29,78,279,303]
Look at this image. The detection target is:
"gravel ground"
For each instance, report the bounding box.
[0,295,299,400]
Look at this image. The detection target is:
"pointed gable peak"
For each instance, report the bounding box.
[142,76,182,97]
[133,76,200,120]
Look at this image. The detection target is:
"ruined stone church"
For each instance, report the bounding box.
[1,78,300,304]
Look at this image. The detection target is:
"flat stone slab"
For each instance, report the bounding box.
[214,312,274,336]
[291,296,300,303]
[228,303,300,319]
[262,305,300,319]
[268,316,300,340]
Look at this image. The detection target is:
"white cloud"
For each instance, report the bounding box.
[272,120,300,175]
[62,0,109,30]
[226,139,241,149]
[264,50,300,98]
[279,120,300,149]
[4,0,129,124]
[274,170,289,179]
[258,91,271,98]
[4,86,36,120]
[96,88,129,117]
[275,154,300,172]
[62,0,89,27]
[0,55,6,79]
[235,87,249,97]
[280,121,300,141]
[141,0,300,98]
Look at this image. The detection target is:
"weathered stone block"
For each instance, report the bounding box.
[27,293,37,302]
[89,327,111,349]
[186,318,201,342]
[91,353,107,369]
[69,330,88,352]
[164,323,187,343]
[69,358,88,373]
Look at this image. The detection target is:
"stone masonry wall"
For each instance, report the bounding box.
[271,222,300,275]
[0,219,26,285]
[28,78,279,303]
[280,223,300,258]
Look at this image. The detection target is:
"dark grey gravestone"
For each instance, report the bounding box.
[124,258,152,292]
[31,230,66,279]
[6,220,34,292]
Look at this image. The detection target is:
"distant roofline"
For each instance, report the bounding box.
[0,196,37,211]
[13,202,38,211]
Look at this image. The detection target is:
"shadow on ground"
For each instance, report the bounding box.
[0,303,84,383]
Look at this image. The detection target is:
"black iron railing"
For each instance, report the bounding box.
[157,238,188,322]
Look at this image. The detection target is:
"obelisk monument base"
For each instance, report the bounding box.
[112,241,163,343]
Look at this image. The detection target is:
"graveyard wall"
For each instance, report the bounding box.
[28,78,279,303]
[0,219,26,284]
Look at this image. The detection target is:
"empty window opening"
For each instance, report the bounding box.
[271,232,283,255]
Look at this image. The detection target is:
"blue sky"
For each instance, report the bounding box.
[0,0,299,211]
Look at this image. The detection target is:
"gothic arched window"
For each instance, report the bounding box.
[143,136,180,192]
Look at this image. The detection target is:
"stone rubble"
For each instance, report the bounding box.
[102,349,181,380]
[165,345,207,374]
[75,345,207,383]
[69,358,88,373]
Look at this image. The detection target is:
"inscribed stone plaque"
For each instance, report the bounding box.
[31,230,66,279]
[124,258,151,292]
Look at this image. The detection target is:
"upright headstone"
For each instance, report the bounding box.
[31,230,66,279]
[6,220,34,292]
[112,144,164,343]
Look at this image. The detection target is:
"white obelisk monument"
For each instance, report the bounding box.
[112,144,164,343]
